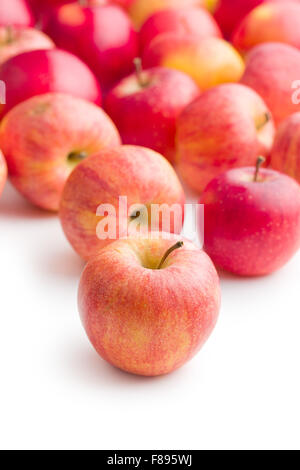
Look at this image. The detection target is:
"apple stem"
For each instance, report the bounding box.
[256,112,271,131]
[157,241,184,270]
[6,26,14,44]
[254,156,266,182]
[68,151,87,164]
[133,57,147,88]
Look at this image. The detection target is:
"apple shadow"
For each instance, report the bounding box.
[41,246,86,280]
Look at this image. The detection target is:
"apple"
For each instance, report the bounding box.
[176,83,275,193]
[0,93,121,212]
[270,112,300,185]
[213,0,264,38]
[142,34,244,90]
[0,26,54,66]
[129,0,206,28]
[0,48,102,118]
[232,2,300,54]
[200,158,300,276]
[240,42,300,126]
[0,0,34,27]
[59,145,185,260]
[45,2,139,90]
[0,151,7,198]
[139,6,222,53]
[104,63,200,163]
[78,235,221,376]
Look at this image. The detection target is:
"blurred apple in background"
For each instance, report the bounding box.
[176,83,275,193]
[240,42,300,126]
[0,48,102,117]
[45,2,138,90]
[232,2,300,53]
[270,113,300,184]
[213,0,264,38]
[139,7,222,53]
[105,63,199,163]
[0,93,120,211]
[0,26,54,65]
[0,0,34,27]
[60,145,185,260]
[200,160,300,276]
[78,235,221,376]
[0,151,7,198]
[143,35,244,90]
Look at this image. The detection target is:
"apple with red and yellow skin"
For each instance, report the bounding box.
[0,48,102,118]
[142,34,244,90]
[45,2,138,90]
[139,7,222,53]
[59,145,185,260]
[0,26,54,66]
[176,83,275,193]
[0,93,120,212]
[270,113,300,184]
[240,42,300,126]
[0,0,34,27]
[200,160,300,276]
[213,0,264,38]
[105,65,200,163]
[232,2,300,54]
[78,235,221,376]
[0,151,7,199]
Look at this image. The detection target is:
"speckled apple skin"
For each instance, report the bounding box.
[59,145,185,260]
[270,112,300,184]
[105,67,200,163]
[240,42,300,126]
[139,7,222,52]
[0,93,121,211]
[176,83,275,193]
[0,151,7,198]
[0,48,102,118]
[78,236,221,376]
[200,167,300,276]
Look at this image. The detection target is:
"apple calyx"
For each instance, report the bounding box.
[254,156,266,182]
[133,57,149,88]
[157,241,184,270]
[68,151,87,165]
[256,112,271,131]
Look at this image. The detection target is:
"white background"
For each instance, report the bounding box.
[1,182,300,450]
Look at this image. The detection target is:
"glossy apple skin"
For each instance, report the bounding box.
[78,235,221,376]
[0,0,34,27]
[200,167,300,276]
[0,48,102,118]
[45,3,138,90]
[0,26,54,66]
[105,67,200,163]
[176,83,275,193]
[139,7,222,53]
[0,93,120,211]
[270,113,300,184]
[142,34,244,90]
[59,145,185,260]
[0,151,7,198]
[232,2,300,53]
[240,42,300,126]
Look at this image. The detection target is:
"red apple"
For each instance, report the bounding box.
[200,158,300,276]
[213,0,265,38]
[59,145,185,260]
[240,42,300,126]
[78,235,221,376]
[0,151,7,198]
[105,64,200,163]
[0,26,54,66]
[139,7,222,53]
[232,2,300,53]
[142,34,244,90]
[0,48,102,118]
[0,0,34,27]
[45,2,138,90]
[0,93,121,211]
[176,83,275,193]
[270,112,300,184]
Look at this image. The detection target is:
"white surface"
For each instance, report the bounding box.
[1,182,300,451]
